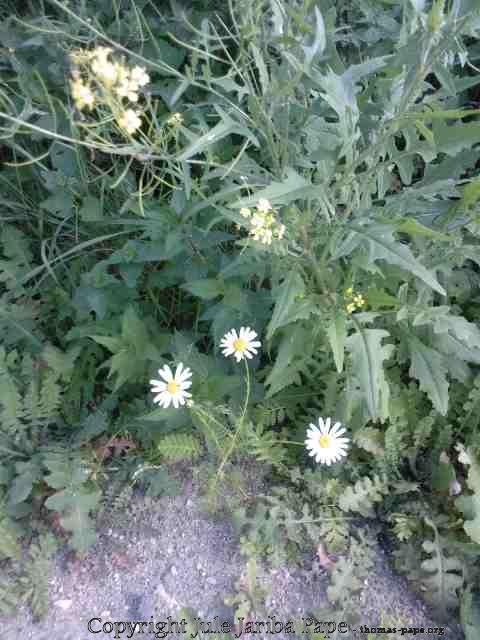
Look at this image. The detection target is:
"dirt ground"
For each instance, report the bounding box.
[0,469,464,640]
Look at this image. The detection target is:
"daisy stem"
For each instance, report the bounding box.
[215,358,250,481]
[275,440,305,446]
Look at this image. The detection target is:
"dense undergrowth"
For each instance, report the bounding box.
[1,0,480,636]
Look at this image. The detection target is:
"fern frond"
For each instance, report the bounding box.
[18,533,57,620]
[157,433,202,461]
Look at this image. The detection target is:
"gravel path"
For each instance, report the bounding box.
[0,470,464,640]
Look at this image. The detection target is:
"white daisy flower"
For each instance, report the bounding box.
[220,327,261,362]
[305,417,349,466]
[149,362,192,409]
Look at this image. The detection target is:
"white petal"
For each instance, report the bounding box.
[161,394,172,408]
[325,417,331,431]
[150,381,167,391]
[159,365,174,382]
[330,423,344,436]
[180,380,192,390]
[175,362,184,379]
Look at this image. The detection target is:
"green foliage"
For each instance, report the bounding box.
[338,475,389,518]
[0,0,479,632]
[17,533,57,620]
[420,520,464,615]
[156,433,203,462]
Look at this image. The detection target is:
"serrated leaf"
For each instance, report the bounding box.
[266,272,315,340]
[265,325,307,397]
[333,223,446,295]
[346,328,394,421]
[181,279,224,300]
[89,335,122,353]
[408,338,449,415]
[231,168,315,210]
[326,311,346,373]
[176,109,258,162]
[121,306,149,354]
[433,119,480,156]
[397,217,452,241]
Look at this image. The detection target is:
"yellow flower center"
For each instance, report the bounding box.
[167,381,179,394]
[318,434,331,449]
[233,338,247,352]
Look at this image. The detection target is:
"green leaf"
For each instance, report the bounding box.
[408,338,449,415]
[157,433,202,462]
[79,196,103,221]
[346,328,394,421]
[397,217,452,241]
[8,466,41,505]
[457,458,480,545]
[177,109,258,162]
[433,119,480,156]
[333,223,446,295]
[230,168,315,210]
[121,306,149,355]
[39,192,74,217]
[89,335,122,353]
[265,325,307,397]
[326,311,346,373]
[461,587,480,640]
[181,279,224,300]
[266,272,315,340]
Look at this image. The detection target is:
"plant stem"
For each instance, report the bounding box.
[216,358,250,480]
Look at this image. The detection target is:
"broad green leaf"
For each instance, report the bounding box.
[346,328,394,421]
[265,325,307,397]
[79,196,103,221]
[333,223,446,295]
[266,272,316,340]
[181,279,224,300]
[326,311,346,373]
[176,110,258,162]
[433,119,480,156]
[397,217,452,241]
[121,306,149,354]
[89,335,121,353]
[230,168,316,210]
[109,348,139,391]
[408,338,449,415]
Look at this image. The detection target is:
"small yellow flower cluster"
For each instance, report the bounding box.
[167,112,183,127]
[69,45,150,135]
[344,287,366,314]
[70,77,95,110]
[240,199,285,246]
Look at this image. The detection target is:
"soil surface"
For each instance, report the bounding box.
[0,469,464,640]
